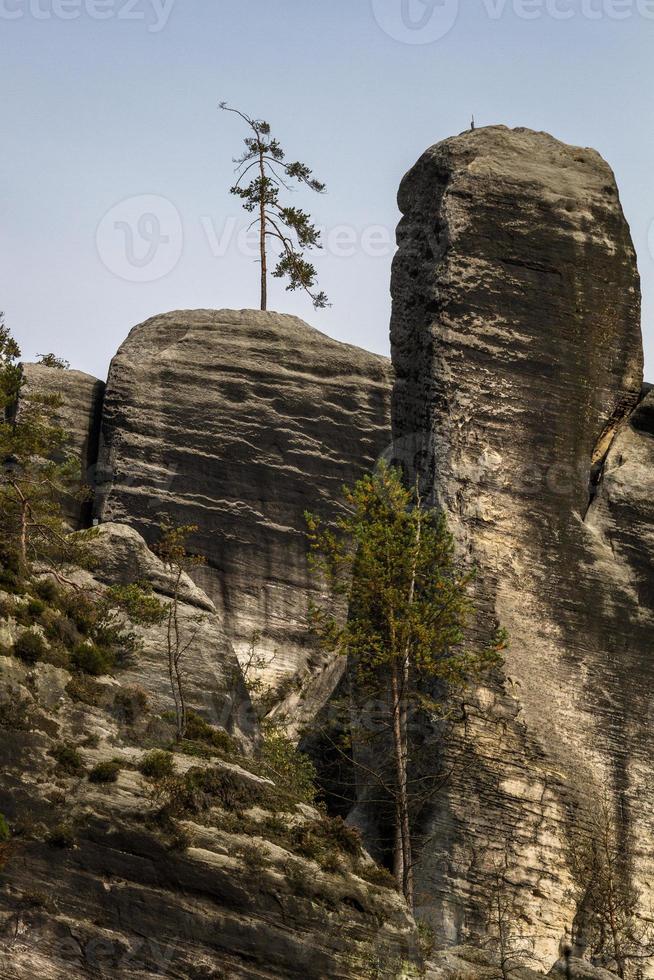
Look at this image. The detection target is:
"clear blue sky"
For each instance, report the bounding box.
[1,0,653,381]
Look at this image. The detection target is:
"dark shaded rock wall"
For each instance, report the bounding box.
[20,363,105,529]
[389,126,653,966]
[94,310,392,723]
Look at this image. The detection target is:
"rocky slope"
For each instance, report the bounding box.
[388,125,654,967]
[20,363,105,528]
[93,309,392,724]
[0,525,421,979]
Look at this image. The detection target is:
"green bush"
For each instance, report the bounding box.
[184,711,235,755]
[59,591,96,635]
[88,760,121,784]
[13,630,47,665]
[139,750,175,780]
[26,597,46,619]
[164,766,262,816]
[71,642,114,676]
[0,813,10,842]
[50,743,85,775]
[257,725,318,805]
[0,562,23,595]
[33,577,59,603]
[353,859,397,890]
[290,816,363,866]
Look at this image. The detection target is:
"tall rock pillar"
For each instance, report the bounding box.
[390,126,654,968]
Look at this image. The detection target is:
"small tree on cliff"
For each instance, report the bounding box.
[569,791,654,978]
[0,317,84,574]
[306,463,506,907]
[0,313,22,414]
[37,353,70,370]
[155,518,206,740]
[219,102,328,311]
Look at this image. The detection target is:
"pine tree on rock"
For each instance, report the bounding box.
[0,315,85,574]
[306,463,506,908]
[220,102,328,312]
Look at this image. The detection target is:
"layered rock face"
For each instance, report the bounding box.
[390,127,653,966]
[0,526,421,979]
[82,523,254,740]
[94,310,391,719]
[20,363,105,528]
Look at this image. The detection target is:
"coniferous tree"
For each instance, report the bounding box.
[220,102,328,311]
[0,313,22,416]
[306,463,506,907]
[37,353,70,370]
[0,317,83,574]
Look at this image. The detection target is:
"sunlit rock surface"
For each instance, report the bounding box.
[389,125,653,967]
[94,309,392,721]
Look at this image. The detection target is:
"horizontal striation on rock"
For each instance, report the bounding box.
[389,125,653,967]
[94,309,392,718]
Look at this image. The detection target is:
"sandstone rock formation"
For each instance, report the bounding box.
[94,309,392,721]
[389,126,654,968]
[80,523,255,741]
[20,363,105,528]
[0,523,422,979]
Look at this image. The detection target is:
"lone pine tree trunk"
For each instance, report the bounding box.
[258,142,267,311]
[391,661,414,907]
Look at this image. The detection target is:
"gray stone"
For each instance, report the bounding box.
[0,532,421,979]
[548,958,618,980]
[389,125,653,969]
[20,363,105,528]
[73,522,255,742]
[94,309,392,721]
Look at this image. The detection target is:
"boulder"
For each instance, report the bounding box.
[94,309,392,722]
[388,126,653,967]
[20,363,105,528]
[76,522,254,741]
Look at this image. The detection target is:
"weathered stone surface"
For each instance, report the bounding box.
[78,523,254,741]
[389,126,653,968]
[424,946,614,980]
[0,534,421,979]
[94,309,392,719]
[20,363,105,529]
